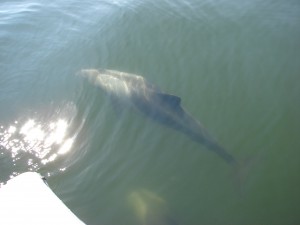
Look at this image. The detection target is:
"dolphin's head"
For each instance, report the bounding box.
[78,69,132,97]
[78,69,99,83]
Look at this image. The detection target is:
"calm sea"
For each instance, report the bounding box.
[0,0,299,224]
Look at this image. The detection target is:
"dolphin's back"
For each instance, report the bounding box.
[135,90,237,165]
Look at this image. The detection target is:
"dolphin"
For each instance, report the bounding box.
[79,69,237,165]
[127,189,179,225]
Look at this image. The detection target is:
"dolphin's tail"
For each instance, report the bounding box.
[196,131,258,194]
[211,144,252,195]
[203,140,237,166]
[204,142,252,195]
[233,154,262,196]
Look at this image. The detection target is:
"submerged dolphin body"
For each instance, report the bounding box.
[79,69,236,165]
[128,189,179,225]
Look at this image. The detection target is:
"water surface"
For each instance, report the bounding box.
[0,0,299,224]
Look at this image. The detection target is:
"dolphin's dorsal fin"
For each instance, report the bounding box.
[154,93,181,108]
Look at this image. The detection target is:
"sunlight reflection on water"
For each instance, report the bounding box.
[0,118,74,161]
[0,102,80,186]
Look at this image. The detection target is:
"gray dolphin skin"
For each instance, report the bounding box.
[79,69,237,165]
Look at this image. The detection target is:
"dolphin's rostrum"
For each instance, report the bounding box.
[79,69,237,165]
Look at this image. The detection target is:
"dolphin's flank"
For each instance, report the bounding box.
[79,69,237,165]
